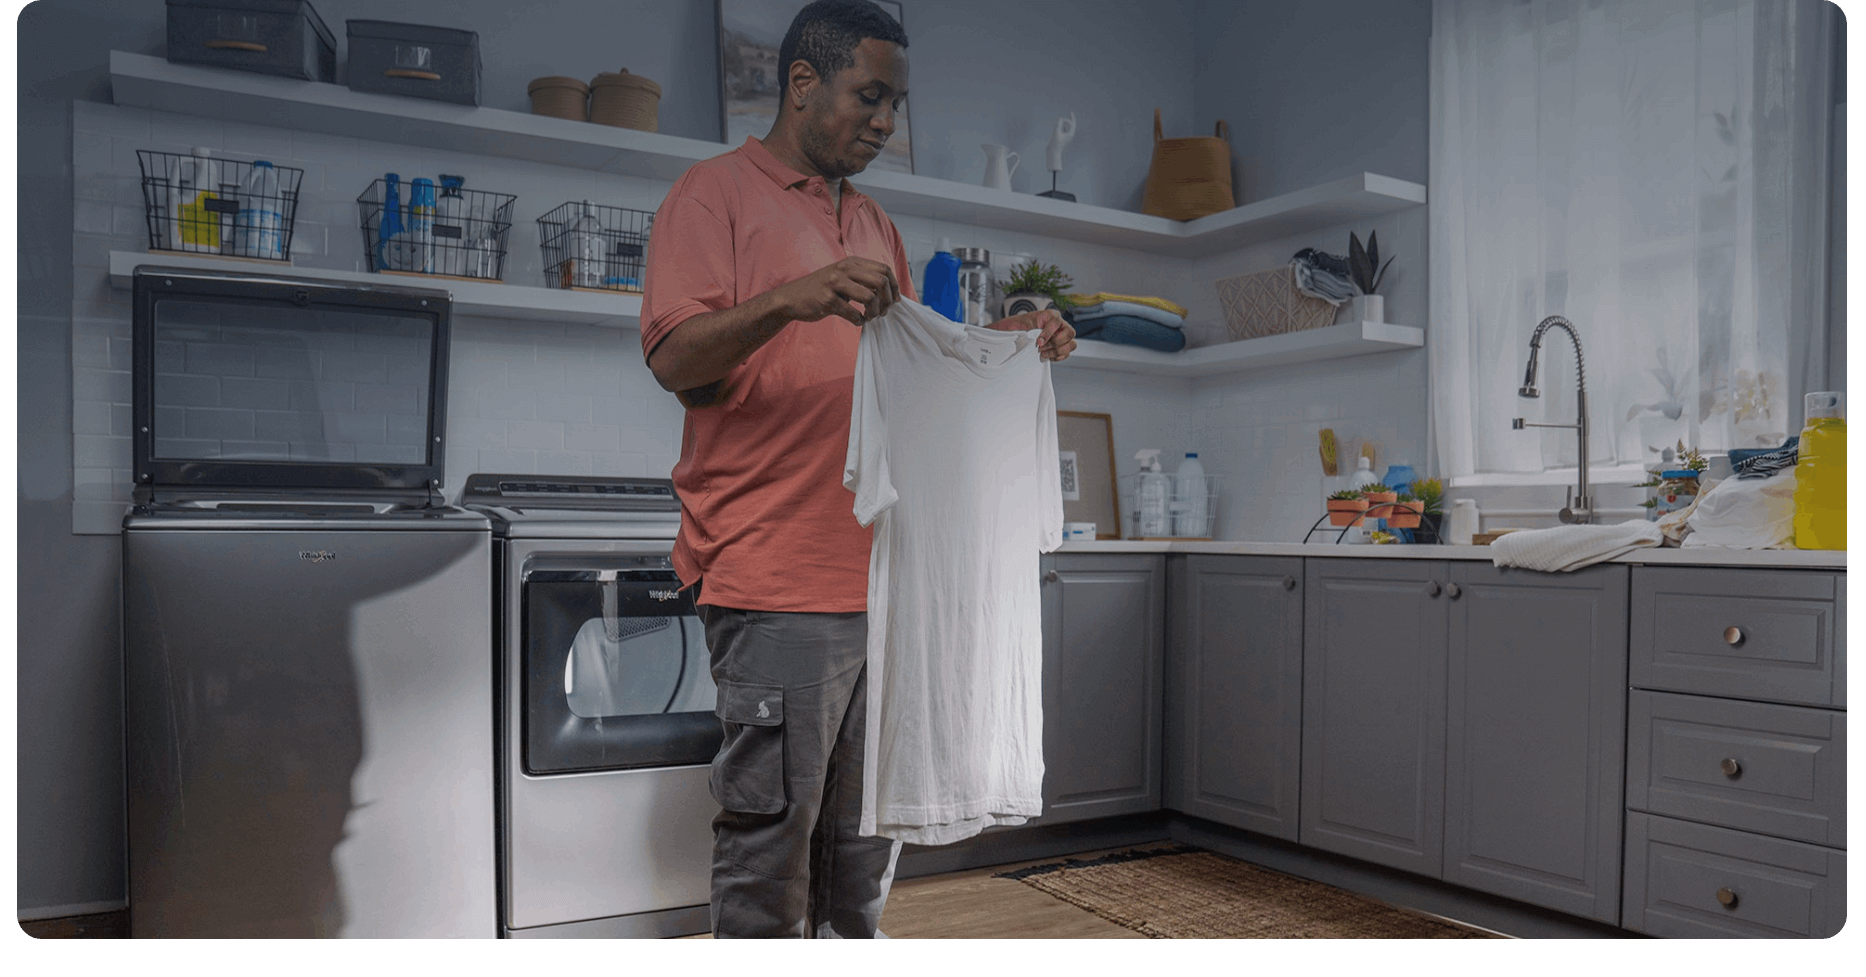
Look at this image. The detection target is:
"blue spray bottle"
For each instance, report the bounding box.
[377,173,404,271]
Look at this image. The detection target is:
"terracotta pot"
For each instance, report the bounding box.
[1387,501,1422,529]
[1326,498,1368,527]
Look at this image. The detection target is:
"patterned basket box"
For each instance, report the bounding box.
[1214,265,1337,341]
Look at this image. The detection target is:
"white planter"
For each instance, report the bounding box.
[1343,293,1384,324]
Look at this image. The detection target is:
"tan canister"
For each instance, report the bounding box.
[1140,108,1235,221]
[589,69,662,132]
[528,76,589,121]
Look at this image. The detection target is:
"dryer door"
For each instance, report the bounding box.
[523,568,720,774]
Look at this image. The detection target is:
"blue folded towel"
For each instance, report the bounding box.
[1072,314,1186,353]
[1069,299,1185,329]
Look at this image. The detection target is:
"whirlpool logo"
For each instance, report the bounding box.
[299,550,338,563]
[648,589,679,601]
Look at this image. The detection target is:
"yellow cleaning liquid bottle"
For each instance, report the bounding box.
[1792,391,1846,549]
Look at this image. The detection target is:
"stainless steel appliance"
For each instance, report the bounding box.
[462,473,720,939]
[122,269,495,937]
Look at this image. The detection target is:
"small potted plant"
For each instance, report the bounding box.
[1388,492,1423,529]
[1326,488,1367,526]
[1345,230,1395,325]
[999,260,1073,319]
[1408,476,1444,540]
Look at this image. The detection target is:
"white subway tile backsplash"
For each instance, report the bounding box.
[535,391,593,423]
[564,422,621,453]
[507,419,564,451]
[535,451,593,476]
[475,448,539,473]
[449,415,507,448]
[476,387,537,421]
[220,376,292,410]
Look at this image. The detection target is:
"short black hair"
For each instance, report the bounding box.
[778,0,908,91]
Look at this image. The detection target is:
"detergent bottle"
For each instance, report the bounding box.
[1792,391,1846,549]
[922,236,963,322]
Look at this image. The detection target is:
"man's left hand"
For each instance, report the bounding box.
[988,308,1077,361]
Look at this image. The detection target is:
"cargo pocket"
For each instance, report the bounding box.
[710,681,785,815]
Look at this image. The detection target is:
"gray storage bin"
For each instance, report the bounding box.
[346,20,481,106]
[166,0,336,83]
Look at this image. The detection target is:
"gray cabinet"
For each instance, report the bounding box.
[1164,555,1304,840]
[1037,552,1164,825]
[1442,563,1628,924]
[1299,558,1448,877]
[1623,567,1848,937]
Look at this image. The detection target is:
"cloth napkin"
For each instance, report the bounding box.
[1489,519,1664,572]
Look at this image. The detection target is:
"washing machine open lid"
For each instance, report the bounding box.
[130,269,452,507]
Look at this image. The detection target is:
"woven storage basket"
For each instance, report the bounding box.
[589,70,661,131]
[1141,109,1235,222]
[528,76,589,120]
[1215,265,1337,341]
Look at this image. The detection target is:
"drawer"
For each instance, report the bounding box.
[1627,691,1845,847]
[1631,567,1843,707]
[1623,812,1846,938]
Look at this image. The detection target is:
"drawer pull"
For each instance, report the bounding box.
[205,40,267,52]
[1716,887,1739,909]
[1720,757,1741,778]
[1723,626,1744,646]
[1043,570,1059,583]
[1425,581,1441,597]
[385,69,443,81]
[1445,583,1463,600]
[1282,576,1296,591]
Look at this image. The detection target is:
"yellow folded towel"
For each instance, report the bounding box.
[1060,292,1190,318]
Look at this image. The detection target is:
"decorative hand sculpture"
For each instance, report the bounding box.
[1046,112,1076,173]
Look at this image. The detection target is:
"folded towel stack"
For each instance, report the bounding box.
[1060,293,1188,352]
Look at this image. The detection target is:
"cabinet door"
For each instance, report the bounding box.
[1039,553,1164,824]
[1299,558,1448,877]
[1443,563,1628,924]
[1164,555,1303,840]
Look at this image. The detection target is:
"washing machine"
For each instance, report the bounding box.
[122,269,495,937]
[462,473,720,938]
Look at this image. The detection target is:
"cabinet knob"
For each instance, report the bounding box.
[1425,581,1442,597]
[1044,570,1059,583]
[1720,758,1742,778]
[1446,583,1463,600]
[1724,626,1744,646]
[1282,576,1297,591]
[1716,887,1739,909]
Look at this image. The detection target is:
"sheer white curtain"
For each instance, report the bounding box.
[1429,0,1838,482]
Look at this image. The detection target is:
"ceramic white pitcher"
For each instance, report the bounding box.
[982,143,1020,191]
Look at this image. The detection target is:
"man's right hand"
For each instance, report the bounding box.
[774,257,901,326]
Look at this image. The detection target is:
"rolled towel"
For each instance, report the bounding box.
[1489,519,1663,572]
[1070,299,1185,329]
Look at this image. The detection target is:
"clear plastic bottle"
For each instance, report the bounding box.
[1172,452,1210,538]
[234,160,284,259]
[564,200,604,288]
[1792,391,1847,549]
[408,178,436,274]
[1133,449,1171,538]
[435,175,466,276]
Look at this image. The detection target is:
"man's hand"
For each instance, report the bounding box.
[987,308,1077,361]
[773,257,901,326]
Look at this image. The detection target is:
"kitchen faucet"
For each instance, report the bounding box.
[1511,315,1594,524]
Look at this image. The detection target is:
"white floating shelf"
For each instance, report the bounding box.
[109,51,1425,259]
[1060,321,1425,378]
[107,251,642,328]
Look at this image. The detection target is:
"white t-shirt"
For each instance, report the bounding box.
[843,298,1064,846]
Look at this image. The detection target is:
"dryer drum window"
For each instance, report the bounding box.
[524,569,721,774]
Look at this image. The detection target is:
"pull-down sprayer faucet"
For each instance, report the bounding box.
[1511,316,1594,524]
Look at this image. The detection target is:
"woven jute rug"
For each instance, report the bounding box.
[994,845,1500,939]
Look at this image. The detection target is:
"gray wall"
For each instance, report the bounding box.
[16,0,1430,915]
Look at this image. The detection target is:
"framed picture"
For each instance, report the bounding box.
[1056,411,1120,539]
[716,0,915,174]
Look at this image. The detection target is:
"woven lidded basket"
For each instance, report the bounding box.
[589,69,661,131]
[528,76,589,120]
[1141,108,1235,222]
[1214,265,1337,341]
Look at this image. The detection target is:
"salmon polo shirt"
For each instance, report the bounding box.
[641,136,917,613]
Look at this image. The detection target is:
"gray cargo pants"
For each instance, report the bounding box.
[696,601,903,938]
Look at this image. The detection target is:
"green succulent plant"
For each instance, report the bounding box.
[1359,482,1393,494]
[998,261,1074,307]
[1408,477,1444,515]
[1328,489,1364,501]
[1397,492,1419,503]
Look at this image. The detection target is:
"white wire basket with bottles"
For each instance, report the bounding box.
[357,175,516,281]
[537,201,655,292]
[1127,452,1220,540]
[137,149,304,261]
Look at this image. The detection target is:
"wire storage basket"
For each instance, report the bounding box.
[537,201,654,292]
[357,177,516,281]
[137,150,304,260]
[1127,474,1220,540]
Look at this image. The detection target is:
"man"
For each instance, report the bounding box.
[641,0,1076,938]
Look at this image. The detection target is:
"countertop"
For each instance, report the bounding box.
[1055,539,1847,570]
